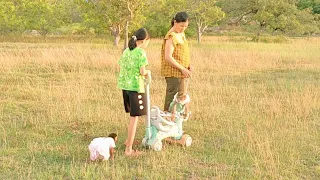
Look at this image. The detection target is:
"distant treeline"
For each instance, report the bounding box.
[1,0,319,44]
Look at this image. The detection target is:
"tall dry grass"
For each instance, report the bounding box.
[0,36,319,179]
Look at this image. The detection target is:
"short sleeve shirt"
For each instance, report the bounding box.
[89,137,116,160]
[118,48,148,92]
[161,31,191,77]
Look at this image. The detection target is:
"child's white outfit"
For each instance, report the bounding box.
[88,137,116,161]
[169,93,190,116]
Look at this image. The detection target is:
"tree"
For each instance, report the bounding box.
[187,0,225,43]
[85,0,146,47]
[143,0,189,37]
[298,0,320,14]
[143,0,223,42]
[0,1,22,33]
[0,0,67,36]
[121,0,146,50]
[143,0,189,38]
[295,8,320,35]
[19,0,64,36]
[218,0,319,38]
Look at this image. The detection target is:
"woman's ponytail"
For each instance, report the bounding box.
[171,18,175,27]
[128,36,137,50]
[128,28,149,51]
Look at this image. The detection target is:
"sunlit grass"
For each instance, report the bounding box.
[0,36,319,179]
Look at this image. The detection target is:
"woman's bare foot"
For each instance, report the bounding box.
[124,149,144,156]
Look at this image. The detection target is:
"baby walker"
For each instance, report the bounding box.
[141,74,192,151]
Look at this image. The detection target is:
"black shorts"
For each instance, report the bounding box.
[122,90,147,116]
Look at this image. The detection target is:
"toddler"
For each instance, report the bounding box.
[88,133,118,161]
[169,93,191,121]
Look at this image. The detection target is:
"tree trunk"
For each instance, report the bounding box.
[110,25,121,47]
[123,21,129,51]
[197,26,202,44]
[255,21,266,42]
[256,24,264,42]
[114,35,120,47]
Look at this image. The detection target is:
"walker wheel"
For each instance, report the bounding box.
[182,134,192,147]
[142,137,151,149]
[142,137,148,147]
[152,141,163,151]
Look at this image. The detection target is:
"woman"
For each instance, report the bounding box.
[161,12,192,111]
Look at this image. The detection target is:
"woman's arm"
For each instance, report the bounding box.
[165,38,191,78]
[140,66,150,76]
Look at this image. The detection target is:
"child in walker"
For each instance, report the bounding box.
[169,78,191,121]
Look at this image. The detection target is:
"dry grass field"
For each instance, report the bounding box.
[0,36,319,179]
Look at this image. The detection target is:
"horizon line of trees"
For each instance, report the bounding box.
[0,0,319,45]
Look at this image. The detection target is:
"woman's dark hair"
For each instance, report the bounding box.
[128,28,150,50]
[108,133,117,141]
[171,12,189,27]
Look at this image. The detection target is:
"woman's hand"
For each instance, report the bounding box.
[181,67,192,78]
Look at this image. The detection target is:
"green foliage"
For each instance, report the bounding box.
[20,0,64,35]
[143,0,190,37]
[143,14,171,37]
[298,0,320,14]
[219,0,319,36]
[252,34,289,43]
[0,0,319,38]
[186,0,225,42]
[55,23,90,35]
[187,0,225,27]
[79,1,108,34]
[0,1,22,33]
[83,0,147,46]
[295,8,320,34]
[143,0,222,39]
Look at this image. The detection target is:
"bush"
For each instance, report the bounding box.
[55,23,93,35]
[251,34,289,43]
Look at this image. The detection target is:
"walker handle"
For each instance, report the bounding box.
[145,71,151,85]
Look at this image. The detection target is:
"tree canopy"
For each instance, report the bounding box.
[0,0,319,42]
[218,0,319,36]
